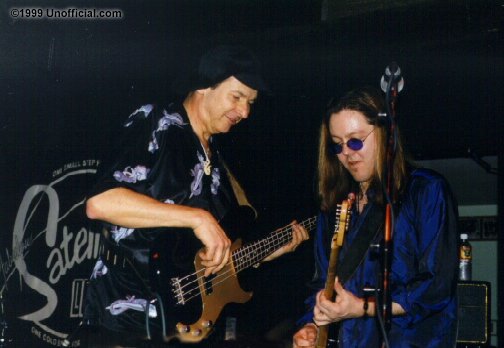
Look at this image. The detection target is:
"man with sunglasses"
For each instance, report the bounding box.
[293,86,458,347]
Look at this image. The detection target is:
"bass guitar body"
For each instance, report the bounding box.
[148,206,255,343]
[148,206,318,343]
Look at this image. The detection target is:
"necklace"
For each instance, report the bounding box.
[357,183,368,213]
[201,143,212,175]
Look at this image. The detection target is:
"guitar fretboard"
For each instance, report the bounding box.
[231,216,318,272]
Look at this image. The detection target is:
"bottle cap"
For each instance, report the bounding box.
[460,233,468,240]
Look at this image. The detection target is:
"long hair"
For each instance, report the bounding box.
[317,86,409,212]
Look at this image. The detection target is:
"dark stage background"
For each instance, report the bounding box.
[1,1,503,347]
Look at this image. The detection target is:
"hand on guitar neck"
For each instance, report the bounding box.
[314,278,369,326]
[262,220,309,262]
[293,278,368,348]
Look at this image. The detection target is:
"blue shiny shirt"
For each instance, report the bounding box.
[299,168,459,347]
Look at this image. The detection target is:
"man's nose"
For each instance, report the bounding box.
[236,101,250,119]
[341,142,351,155]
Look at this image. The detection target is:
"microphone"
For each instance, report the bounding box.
[380,62,404,93]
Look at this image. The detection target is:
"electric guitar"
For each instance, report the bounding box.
[315,197,354,348]
[149,206,317,343]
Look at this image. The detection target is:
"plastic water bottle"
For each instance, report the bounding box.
[459,233,472,281]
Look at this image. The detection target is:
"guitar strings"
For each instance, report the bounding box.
[174,230,293,303]
[174,217,318,305]
[176,228,297,303]
[176,218,319,303]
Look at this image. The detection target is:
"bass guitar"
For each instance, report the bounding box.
[315,197,354,348]
[149,206,317,343]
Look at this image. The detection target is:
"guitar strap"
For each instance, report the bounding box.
[222,160,258,218]
[336,203,385,284]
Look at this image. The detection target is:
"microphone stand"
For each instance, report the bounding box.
[378,63,403,347]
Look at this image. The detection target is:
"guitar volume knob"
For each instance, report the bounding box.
[176,324,190,333]
[191,329,202,336]
[202,320,213,328]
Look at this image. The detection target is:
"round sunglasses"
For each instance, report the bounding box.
[329,128,376,155]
